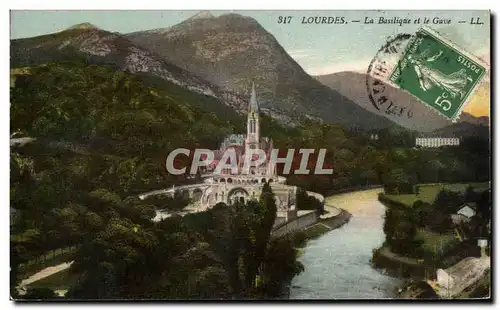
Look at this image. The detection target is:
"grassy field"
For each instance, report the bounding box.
[416,229,459,258]
[382,182,490,208]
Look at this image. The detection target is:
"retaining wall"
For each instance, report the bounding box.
[271,210,318,238]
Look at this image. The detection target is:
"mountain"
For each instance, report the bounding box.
[10,25,251,119]
[186,11,215,21]
[315,71,490,132]
[66,22,100,30]
[125,13,397,130]
[457,111,489,127]
[429,122,489,138]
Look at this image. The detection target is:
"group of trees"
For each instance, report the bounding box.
[12,152,303,299]
[382,186,491,260]
[381,137,490,195]
[11,62,239,165]
[11,128,302,299]
[267,120,489,196]
[10,147,158,297]
[258,118,390,193]
[383,208,422,258]
[296,188,323,214]
[66,183,301,299]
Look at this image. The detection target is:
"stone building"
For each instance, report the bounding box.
[140,84,305,216]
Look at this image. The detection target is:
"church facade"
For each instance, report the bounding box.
[139,84,297,216]
[197,83,292,208]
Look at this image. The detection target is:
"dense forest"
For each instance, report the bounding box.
[10,61,490,299]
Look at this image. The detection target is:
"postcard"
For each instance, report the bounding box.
[10,10,491,301]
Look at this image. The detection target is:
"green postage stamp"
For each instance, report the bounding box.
[389,27,488,121]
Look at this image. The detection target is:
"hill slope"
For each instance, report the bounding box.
[10,26,251,118]
[10,63,242,158]
[429,123,490,138]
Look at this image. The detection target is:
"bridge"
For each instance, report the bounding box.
[138,173,332,238]
[138,173,296,214]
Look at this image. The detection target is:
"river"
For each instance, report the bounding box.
[289,188,403,299]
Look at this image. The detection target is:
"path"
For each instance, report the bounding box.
[18,261,74,295]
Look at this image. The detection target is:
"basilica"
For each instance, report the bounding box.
[140,84,295,213]
[138,84,325,234]
[198,83,291,207]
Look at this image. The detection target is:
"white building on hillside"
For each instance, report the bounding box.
[415,137,460,148]
[451,203,477,225]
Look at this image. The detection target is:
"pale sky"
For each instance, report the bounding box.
[10,10,490,76]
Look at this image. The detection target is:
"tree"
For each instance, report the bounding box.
[475,189,491,221]
[464,186,479,202]
[427,159,445,183]
[433,189,463,214]
[383,208,395,243]
[296,187,323,214]
[412,200,433,227]
[260,237,304,297]
[384,168,415,195]
[384,208,420,256]
[425,210,452,233]
[66,217,161,299]
[252,183,278,288]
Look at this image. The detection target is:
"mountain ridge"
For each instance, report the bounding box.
[315,71,489,132]
[10,26,258,119]
[429,122,490,138]
[124,13,399,130]
[11,14,399,130]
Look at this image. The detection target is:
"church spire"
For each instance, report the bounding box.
[249,82,259,112]
[246,82,260,156]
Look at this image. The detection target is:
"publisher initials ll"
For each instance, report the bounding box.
[470,17,484,25]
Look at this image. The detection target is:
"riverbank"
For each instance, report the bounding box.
[323,185,383,197]
[372,245,428,278]
[292,208,352,247]
[283,188,355,246]
[290,188,402,299]
[275,186,379,241]
[372,237,490,299]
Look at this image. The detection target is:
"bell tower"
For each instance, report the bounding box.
[245,83,260,153]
